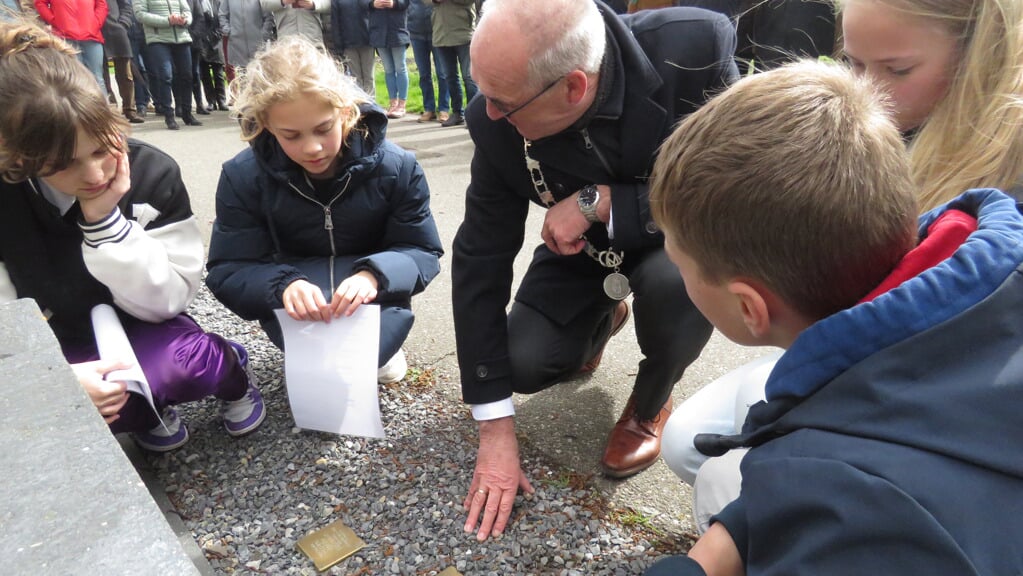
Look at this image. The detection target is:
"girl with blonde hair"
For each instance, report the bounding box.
[842,0,1023,211]
[0,20,265,451]
[206,36,442,384]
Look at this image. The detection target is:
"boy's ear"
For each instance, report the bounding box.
[727,280,772,340]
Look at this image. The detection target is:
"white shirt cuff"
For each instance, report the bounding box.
[607,204,614,239]
[470,398,515,421]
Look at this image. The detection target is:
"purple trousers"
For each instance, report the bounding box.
[63,313,248,434]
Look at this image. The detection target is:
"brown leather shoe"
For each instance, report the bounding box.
[418,111,436,123]
[578,300,630,374]
[125,109,145,124]
[601,396,672,478]
[437,111,450,123]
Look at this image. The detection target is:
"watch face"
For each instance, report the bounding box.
[580,186,598,206]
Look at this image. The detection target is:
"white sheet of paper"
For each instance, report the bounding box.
[90,304,162,425]
[274,306,385,438]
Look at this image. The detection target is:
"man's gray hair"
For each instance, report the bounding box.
[479,0,607,89]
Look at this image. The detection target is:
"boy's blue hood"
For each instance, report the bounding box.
[738,189,1023,479]
[767,188,1023,401]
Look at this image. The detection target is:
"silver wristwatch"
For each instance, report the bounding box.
[577,184,601,223]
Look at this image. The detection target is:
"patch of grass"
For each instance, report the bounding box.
[539,469,593,491]
[611,507,661,533]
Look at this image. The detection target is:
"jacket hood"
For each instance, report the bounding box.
[768,188,1023,401]
[738,189,1023,478]
[250,101,389,187]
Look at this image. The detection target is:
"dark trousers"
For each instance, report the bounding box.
[145,42,194,118]
[111,56,136,114]
[674,0,836,72]
[436,43,476,114]
[735,0,837,71]
[507,248,712,420]
[130,35,152,110]
[190,47,206,109]
[410,37,449,113]
[200,60,227,106]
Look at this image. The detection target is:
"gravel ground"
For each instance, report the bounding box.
[143,285,691,575]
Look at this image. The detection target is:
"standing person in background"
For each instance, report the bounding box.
[1,0,22,20]
[123,0,152,117]
[368,0,409,118]
[134,0,202,129]
[195,0,227,111]
[185,0,218,114]
[17,0,44,22]
[431,0,474,127]
[408,0,448,123]
[218,0,264,82]
[330,0,375,98]
[102,0,144,123]
[35,0,108,87]
[260,0,329,45]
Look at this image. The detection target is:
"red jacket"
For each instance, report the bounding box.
[35,0,108,42]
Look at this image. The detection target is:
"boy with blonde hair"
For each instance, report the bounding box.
[644,59,1023,575]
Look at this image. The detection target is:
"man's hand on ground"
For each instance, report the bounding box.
[463,416,535,541]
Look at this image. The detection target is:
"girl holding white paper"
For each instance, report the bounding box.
[0,20,266,451]
[206,36,443,384]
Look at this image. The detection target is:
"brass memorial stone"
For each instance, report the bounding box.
[295,519,366,572]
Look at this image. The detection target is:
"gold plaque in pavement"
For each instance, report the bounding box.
[438,568,463,576]
[295,519,366,572]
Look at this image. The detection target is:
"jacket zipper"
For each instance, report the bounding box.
[581,128,617,180]
[286,172,353,291]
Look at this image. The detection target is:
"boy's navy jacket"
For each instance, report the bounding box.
[712,189,1023,575]
[205,103,442,323]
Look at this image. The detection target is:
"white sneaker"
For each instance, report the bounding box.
[133,407,189,452]
[223,342,267,437]
[377,349,407,384]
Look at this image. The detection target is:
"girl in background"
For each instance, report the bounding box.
[368,0,409,118]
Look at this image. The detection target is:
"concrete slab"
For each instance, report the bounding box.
[0,299,201,575]
[129,111,770,538]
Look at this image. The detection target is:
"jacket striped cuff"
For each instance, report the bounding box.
[80,208,130,248]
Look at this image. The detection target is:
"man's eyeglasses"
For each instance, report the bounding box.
[490,75,566,120]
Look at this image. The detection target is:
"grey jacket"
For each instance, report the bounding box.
[133,0,193,44]
[259,0,328,44]
[218,0,265,68]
